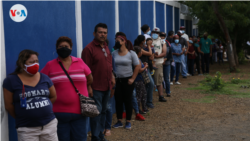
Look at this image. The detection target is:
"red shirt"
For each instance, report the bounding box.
[188,45,196,59]
[81,39,112,91]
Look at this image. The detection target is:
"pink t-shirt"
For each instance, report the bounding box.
[41,56,91,114]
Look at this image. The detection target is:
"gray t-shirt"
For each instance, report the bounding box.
[112,50,139,78]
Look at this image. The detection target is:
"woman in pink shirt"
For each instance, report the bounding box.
[41,36,93,141]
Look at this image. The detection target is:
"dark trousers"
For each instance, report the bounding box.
[217,52,224,64]
[114,77,135,120]
[188,59,195,76]
[201,53,210,74]
[171,62,181,82]
[135,80,147,111]
[195,55,201,74]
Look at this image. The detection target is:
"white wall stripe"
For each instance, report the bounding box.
[153,0,156,28]
[164,3,166,33]
[0,1,9,141]
[115,0,119,33]
[138,0,141,35]
[75,0,83,58]
[172,6,174,32]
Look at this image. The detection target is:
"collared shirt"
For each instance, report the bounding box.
[171,43,182,63]
[81,39,112,91]
[41,56,91,114]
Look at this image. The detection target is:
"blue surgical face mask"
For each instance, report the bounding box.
[152,33,159,40]
[147,30,151,35]
[175,39,179,44]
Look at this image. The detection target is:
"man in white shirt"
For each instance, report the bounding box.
[151,27,167,102]
[180,26,190,78]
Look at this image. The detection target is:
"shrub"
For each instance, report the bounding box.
[238,50,247,65]
[206,71,225,91]
[231,78,241,84]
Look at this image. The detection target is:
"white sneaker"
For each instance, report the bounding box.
[170,82,173,85]
[175,82,181,85]
[187,73,191,76]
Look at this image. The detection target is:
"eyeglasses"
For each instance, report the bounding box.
[102,48,107,57]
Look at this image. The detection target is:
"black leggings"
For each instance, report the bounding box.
[114,77,135,120]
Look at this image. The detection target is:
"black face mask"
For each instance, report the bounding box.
[115,41,122,50]
[57,47,72,58]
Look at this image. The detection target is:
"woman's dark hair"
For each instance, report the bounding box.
[134,35,145,46]
[146,38,152,42]
[168,31,174,37]
[141,24,149,32]
[134,46,142,54]
[115,32,126,37]
[173,35,179,41]
[94,23,108,33]
[115,32,134,51]
[13,50,39,74]
[56,36,73,49]
[160,32,166,37]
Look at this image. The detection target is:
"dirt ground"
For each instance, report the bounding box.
[89,61,250,141]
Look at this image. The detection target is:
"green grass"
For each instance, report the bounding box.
[186,79,250,97]
[182,95,216,103]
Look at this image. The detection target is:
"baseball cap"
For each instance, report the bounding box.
[152,27,160,33]
[180,26,185,30]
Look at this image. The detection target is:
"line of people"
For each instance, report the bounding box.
[2,23,218,141]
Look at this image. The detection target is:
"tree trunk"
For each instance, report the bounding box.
[233,35,239,66]
[212,1,237,72]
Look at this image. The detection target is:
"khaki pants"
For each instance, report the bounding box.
[17,118,58,141]
[154,64,163,86]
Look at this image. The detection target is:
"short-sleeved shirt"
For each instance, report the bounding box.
[135,59,144,82]
[181,34,189,48]
[188,45,196,59]
[144,34,151,40]
[3,73,55,128]
[41,56,91,114]
[199,38,212,54]
[82,39,112,91]
[112,50,139,78]
[179,37,188,49]
[171,43,183,63]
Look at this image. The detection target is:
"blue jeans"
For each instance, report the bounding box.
[171,62,181,82]
[105,97,114,130]
[55,113,89,141]
[145,71,154,107]
[90,90,110,141]
[181,54,188,76]
[163,65,171,94]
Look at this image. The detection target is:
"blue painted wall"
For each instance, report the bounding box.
[141,1,153,35]
[174,7,179,33]
[166,5,173,34]
[119,1,138,44]
[81,1,116,51]
[3,1,76,141]
[181,19,184,26]
[156,2,165,33]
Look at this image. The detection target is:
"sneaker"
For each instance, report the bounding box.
[122,112,126,119]
[151,70,155,75]
[144,109,149,112]
[147,105,154,109]
[170,82,173,85]
[135,114,145,121]
[125,122,131,130]
[198,74,203,76]
[187,73,191,76]
[159,96,167,102]
[139,110,146,115]
[113,121,123,128]
[167,94,171,97]
[175,82,181,85]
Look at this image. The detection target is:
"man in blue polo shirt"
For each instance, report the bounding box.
[199,32,212,74]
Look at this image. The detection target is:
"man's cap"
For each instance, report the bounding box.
[152,27,160,33]
[180,26,185,30]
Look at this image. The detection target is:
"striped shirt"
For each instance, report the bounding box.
[41,56,91,114]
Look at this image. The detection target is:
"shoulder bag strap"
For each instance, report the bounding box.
[58,61,79,94]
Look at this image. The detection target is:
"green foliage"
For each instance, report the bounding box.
[231,78,241,84]
[238,50,247,64]
[207,72,225,90]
